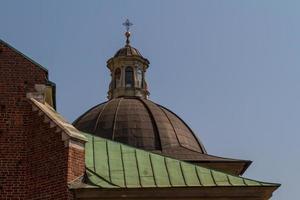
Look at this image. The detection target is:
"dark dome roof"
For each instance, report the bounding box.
[73,97,207,160]
[114,45,143,57]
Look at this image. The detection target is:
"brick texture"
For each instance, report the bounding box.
[67,147,85,183]
[0,41,84,199]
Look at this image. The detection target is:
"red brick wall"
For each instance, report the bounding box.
[67,146,85,183]
[26,110,71,199]
[0,41,84,199]
[0,41,47,199]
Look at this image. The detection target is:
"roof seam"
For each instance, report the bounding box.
[92,136,96,172]
[106,141,112,182]
[194,166,203,186]
[210,170,217,186]
[158,106,182,148]
[120,144,127,188]
[148,154,158,187]
[138,98,162,150]
[112,98,123,140]
[153,101,207,154]
[134,149,143,187]
[226,174,233,186]
[242,177,249,186]
[163,157,172,187]
[93,101,110,132]
[179,162,188,186]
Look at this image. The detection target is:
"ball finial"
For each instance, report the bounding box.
[123,19,133,45]
[125,31,131,38]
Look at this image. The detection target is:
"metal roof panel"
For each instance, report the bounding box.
[84,132,279,189]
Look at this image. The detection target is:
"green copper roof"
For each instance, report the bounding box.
[84,132,278,188]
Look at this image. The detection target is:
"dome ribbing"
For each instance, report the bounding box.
[73,97,207,160]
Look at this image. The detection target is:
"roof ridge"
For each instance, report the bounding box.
[138,98,162,150]
[157,103,183,149]
[0,39,48,72]
[150,100,207,154]
[111,98,123,140]
[93,100,110,132]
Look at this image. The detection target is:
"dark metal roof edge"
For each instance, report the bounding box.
[240,160,252,175]
[71,185,279,200]
[203,153,253,163]
[71,184,279,200]
[242,176,281,188]
[188,154,252,175]
[0,39,48,73]
[189,159,252,164]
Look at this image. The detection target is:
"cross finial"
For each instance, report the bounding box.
[122,19,133,46]
[123,19,133,32]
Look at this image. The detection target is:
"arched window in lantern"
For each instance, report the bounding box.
[125,67,134,88]
[136,67,143,88]
[114,68,121,88]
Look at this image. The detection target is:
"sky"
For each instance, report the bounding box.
[1,0,299,199]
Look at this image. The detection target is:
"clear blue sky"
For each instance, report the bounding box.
[1,0,299,199]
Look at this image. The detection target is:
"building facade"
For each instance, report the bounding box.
[0,28,280,199]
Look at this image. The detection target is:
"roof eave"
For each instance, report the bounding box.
[107,55,150,66]
[188,159,252,176]
[71,185,280,199]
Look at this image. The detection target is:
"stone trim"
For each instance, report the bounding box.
[28,96,87,146]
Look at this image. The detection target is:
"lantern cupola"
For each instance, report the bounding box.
[107,19,150,99]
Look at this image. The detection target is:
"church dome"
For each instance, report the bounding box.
[73,23,208,161]
[73,97,207,157]
[114,45,142,57]
[112,44,150,65]
[72,21,252,176]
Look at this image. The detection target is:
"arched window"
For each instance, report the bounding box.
[114,68,121,88]
[136,67,143,87]
[125,67,134,87]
